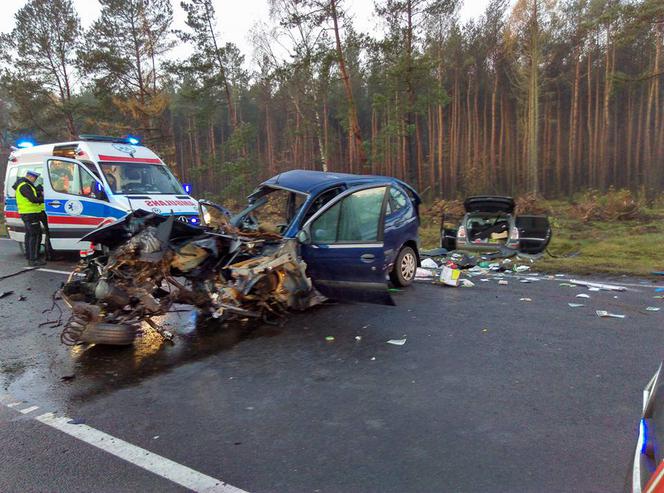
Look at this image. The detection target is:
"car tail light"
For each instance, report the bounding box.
[509,227,519,240]
[80,242,95,258]
[458,226,467,239]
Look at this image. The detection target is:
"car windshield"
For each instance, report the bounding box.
[236,188,307,235]
[100,162,184,195]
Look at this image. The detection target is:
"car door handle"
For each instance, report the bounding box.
[361,253,376,263]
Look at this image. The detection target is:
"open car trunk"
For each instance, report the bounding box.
[515,215,552,254]
[465,212,511,245]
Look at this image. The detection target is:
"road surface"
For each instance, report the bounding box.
[0,237,663,492]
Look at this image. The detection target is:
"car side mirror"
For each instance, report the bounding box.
[296,229,311,245]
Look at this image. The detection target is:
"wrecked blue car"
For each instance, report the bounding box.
[227,170,422,304]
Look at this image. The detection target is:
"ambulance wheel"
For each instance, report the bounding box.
[80,323,137,346]
[390,246,417,287]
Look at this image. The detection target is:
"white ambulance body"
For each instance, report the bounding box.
[3,135,200,252]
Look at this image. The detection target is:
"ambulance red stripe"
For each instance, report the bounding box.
[97,155,162,164]
[47,216,105,225]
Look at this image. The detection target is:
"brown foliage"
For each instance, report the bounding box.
[570,189,644,222]
[421,199,465,226]
[515,193,551,215]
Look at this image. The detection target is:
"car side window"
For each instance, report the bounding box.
[302,186,344,224]
[48,159,98,198]
[389,187,408,213]
[311,186,387,244]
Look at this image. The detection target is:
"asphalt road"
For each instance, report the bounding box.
[1,236,663,492]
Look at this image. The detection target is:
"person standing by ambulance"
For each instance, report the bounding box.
[12,170,46,266]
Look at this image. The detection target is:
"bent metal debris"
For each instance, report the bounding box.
[59,210,319,346]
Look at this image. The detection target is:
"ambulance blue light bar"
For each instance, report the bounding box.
[183,183,192,194]
[16,139,35,149]
[78,134,143,146]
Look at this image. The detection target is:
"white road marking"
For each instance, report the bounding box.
[19,405,39,414]
[34,413,248,493]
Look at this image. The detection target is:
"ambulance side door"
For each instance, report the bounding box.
[43,157,116,250]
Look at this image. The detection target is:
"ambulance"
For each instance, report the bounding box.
[3,135,201,252]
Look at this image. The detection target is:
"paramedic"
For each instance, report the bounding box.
[12,170,46,266]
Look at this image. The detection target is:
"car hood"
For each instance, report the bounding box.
[464,196,515,214]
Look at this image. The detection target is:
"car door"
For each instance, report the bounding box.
[44,157,119,250]
[383,185,418,264]
[298,184,394,305]
[515,215,552,254]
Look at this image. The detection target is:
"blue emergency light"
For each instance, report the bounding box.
[183,183,192,194]
[190,217,199,224]
[16,139,35,149]
[127,136,140,145]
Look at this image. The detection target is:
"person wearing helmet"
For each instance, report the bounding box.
[12,170,46,266]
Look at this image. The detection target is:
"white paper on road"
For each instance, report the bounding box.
[570,279,627,292]
[596,310,626,319]
[568,303,585,308]
[387,338,407,346]
[576,294,591,299]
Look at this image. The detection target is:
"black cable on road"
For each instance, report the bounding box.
[0,267,38,282]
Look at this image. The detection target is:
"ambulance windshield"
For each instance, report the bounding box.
[100,162,184,195]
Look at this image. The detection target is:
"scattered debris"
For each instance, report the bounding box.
[459,279,475,288]
[498,280,508,286]
[59,211,317,346]
[18,295,26,301]
[520,298,532,302]
[646,307,661,312]
[415,268,434,280]
[325,336,335,342]
[67,418,85,425]
[568,303,585,308]
[387,338,407,346]
[355,335,362,341]
[0,291,14,299]
[559,283,575,288]
[576,294,591,299]
[651,272,664,276]
[515,265,530,272]
[420,258,438,269]
[570,279,626,292]
[60,375,76,382]
[596,310,626,319]
[439,266,461,287]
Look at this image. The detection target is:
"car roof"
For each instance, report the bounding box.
[259,169,409,195]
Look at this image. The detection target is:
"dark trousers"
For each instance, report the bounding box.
[21,213,42,261]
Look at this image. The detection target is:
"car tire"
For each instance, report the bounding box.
[390,246,417,287]
[80,323,137,346]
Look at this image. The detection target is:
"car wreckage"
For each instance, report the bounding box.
[59,170,421,346]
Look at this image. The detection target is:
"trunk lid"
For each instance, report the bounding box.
[464,196,515,214]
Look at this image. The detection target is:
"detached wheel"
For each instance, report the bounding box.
[390,246,417,287]
[80,323,137,346]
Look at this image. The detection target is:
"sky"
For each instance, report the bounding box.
[0,0,493,67]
